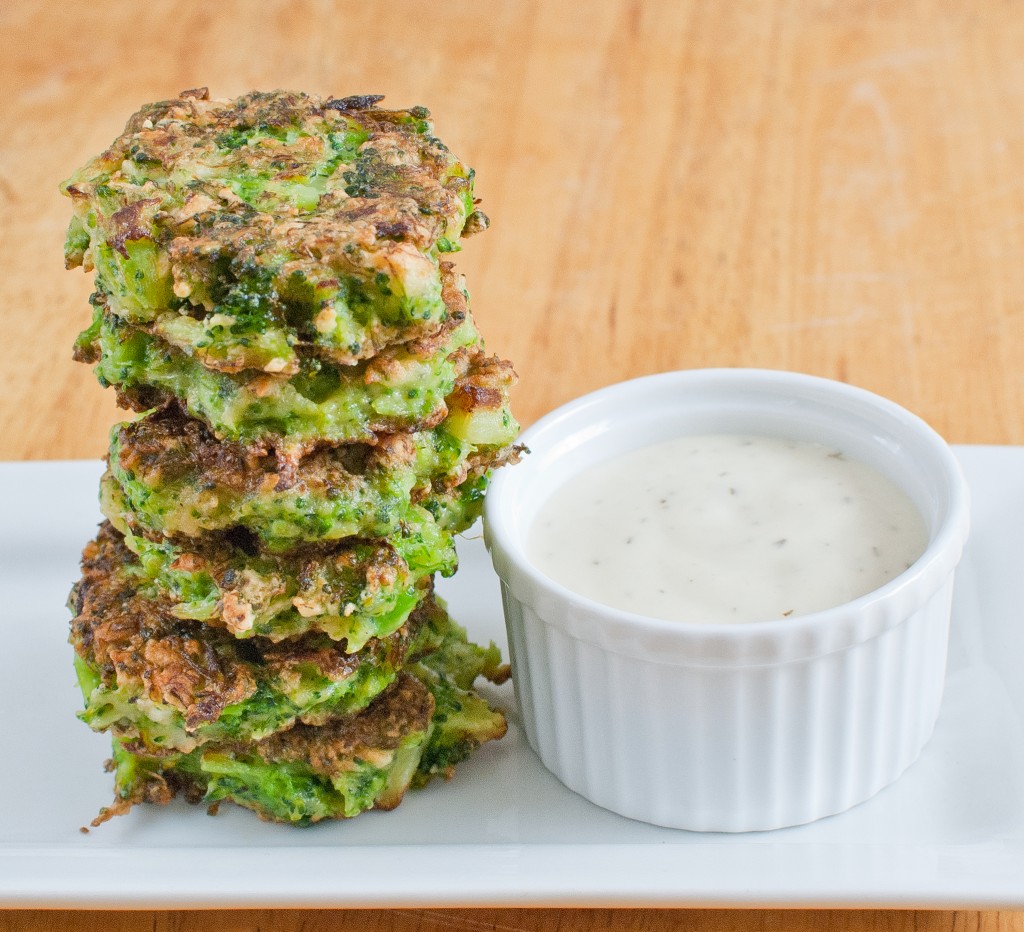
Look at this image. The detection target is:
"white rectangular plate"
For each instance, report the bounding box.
[2,449,1023,908]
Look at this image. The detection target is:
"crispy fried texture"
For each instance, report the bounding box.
[77,285,481,444]
[70,525,425,728]
[111,387,515,505]
[71,528,256,728]
[68,89,479,248]
[93,673,437,826]
[440,352,524,487]
[73,253,522,451]
[245,673,433,775]
[114,404,414,497]
[64,90,489,369]
[97,258,472,382]
[122,520,433,643]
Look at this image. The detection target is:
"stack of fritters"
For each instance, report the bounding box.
[63,89,520,825]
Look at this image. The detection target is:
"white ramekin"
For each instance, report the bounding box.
[484,368,971,832]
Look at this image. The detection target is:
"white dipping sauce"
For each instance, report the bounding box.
[528,434,929,624]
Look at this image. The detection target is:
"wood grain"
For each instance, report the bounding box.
[1,0,1022,929]
[0,911,1018,932]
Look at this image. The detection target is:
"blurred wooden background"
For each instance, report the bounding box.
[2,1,1023,930]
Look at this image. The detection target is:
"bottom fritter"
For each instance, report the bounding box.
[97,639,508,825]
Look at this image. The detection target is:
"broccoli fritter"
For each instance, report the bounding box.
[69,527,465,753]
[118,524,440,647]
[104,673,436,825]
[76,288,486,445]
[75,305,520,451]
[101,402,517,550]
[102,658,507,825]
[101,464,480,562]
[63,89,489,372]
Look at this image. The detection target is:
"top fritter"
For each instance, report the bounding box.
[61,88,489,374]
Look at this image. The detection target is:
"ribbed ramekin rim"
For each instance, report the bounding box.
[484,367,971,649]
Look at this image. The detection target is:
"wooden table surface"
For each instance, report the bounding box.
[1,1,1022,929]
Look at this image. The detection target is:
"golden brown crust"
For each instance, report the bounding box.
[71,525,257,728]
[70,525,428,727]
[109,328,518,502]
[113,404,385,497]
[251,673,434,776]
[66,91,482,291]
[112,402,474,500]
[447,353,518,414]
